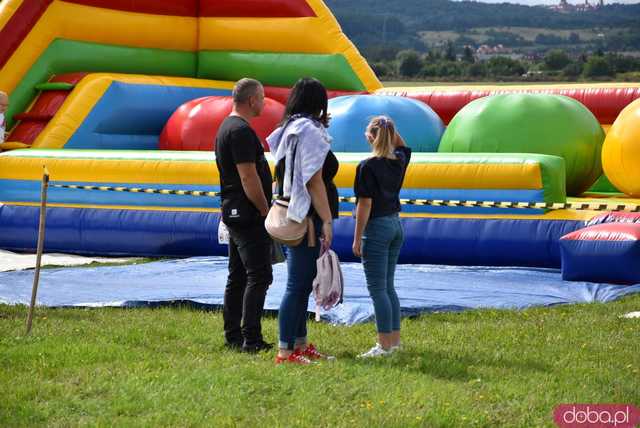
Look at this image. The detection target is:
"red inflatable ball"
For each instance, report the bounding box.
[160,96,285,151]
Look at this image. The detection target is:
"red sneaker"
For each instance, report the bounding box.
[298,343,335,361]
[275,349,313,365]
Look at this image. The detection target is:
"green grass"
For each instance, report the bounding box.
[1,295,639,427]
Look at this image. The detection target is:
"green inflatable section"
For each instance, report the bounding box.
[438,94,605,196]
[588,174,623,194]
[394,152,566,203]
[7,40,368,129]
[7,40,197,129]
[198,51,365,91]
[34,82,76,91]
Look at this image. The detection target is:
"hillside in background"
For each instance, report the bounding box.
[326,0,640,81]
[326,0,640,53]
[326,0,640,30]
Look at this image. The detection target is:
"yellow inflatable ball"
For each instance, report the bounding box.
[602,98,640,197]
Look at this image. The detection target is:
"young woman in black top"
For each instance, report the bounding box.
[267,78,339,364]
[353,116,411,358]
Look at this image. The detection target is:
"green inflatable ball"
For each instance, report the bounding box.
[438,94,605,196]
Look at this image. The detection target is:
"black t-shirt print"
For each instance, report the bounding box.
[354,146,412,219]
[215,116,273,225]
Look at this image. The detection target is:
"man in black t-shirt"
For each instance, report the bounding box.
[215,78,273,353]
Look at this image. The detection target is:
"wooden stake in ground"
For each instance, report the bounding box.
[26,166,49,335]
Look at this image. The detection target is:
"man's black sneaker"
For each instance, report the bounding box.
[242,341,274,354]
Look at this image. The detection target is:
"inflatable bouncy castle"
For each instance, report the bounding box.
[1,0,640,284]
[0,0,377,255]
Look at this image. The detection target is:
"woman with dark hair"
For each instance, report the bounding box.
[267,78,339,365]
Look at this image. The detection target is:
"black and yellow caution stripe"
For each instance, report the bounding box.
[51,184,640,212]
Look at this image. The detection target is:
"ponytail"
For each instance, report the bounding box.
[366,116,396,159]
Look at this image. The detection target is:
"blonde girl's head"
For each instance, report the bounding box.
[365,116,396,158]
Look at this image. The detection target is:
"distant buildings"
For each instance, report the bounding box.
[475,44,524,61]
[549,0,603,13]
[476,44,508,56]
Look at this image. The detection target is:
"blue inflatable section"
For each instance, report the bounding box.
[66,83,231,150]
[0,205,583,267]
[327,95,445,152]
[1,257,638,325]
[0,205,223,256]
[561,240,640,284]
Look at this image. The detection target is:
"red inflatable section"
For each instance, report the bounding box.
[586,211,640,227]
[560,222,640,284]
[264,86,368,105]
[562,222,640,242]
[62,0,315,17]
[200,0,316,17]
[385,87,640,125]
[0,0,54,68]
[62,0,198,16]
[159,96,285,151]
[7,73,87,145]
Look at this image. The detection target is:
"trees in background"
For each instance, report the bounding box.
[370,47,640,81]
[583,55,615,77]
[544,49,571,71]
[397,50,424,77]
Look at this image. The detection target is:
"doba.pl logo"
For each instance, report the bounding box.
[554,404,640,428]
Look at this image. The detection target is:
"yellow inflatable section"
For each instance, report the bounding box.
[602,98,640,196]
[0,0,381,135]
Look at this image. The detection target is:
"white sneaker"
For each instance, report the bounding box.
[389,343,402,353]
[357,343,391,359]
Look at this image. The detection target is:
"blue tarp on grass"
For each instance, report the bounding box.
[1,257,638,325]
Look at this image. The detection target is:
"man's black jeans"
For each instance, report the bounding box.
[224,222,273,346]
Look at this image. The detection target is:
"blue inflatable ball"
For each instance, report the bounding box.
[327,95,445,152]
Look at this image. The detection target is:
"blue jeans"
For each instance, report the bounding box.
[278,220,321,350]
[362,214,403,333]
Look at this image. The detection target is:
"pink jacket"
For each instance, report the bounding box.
[312,249,344,321]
